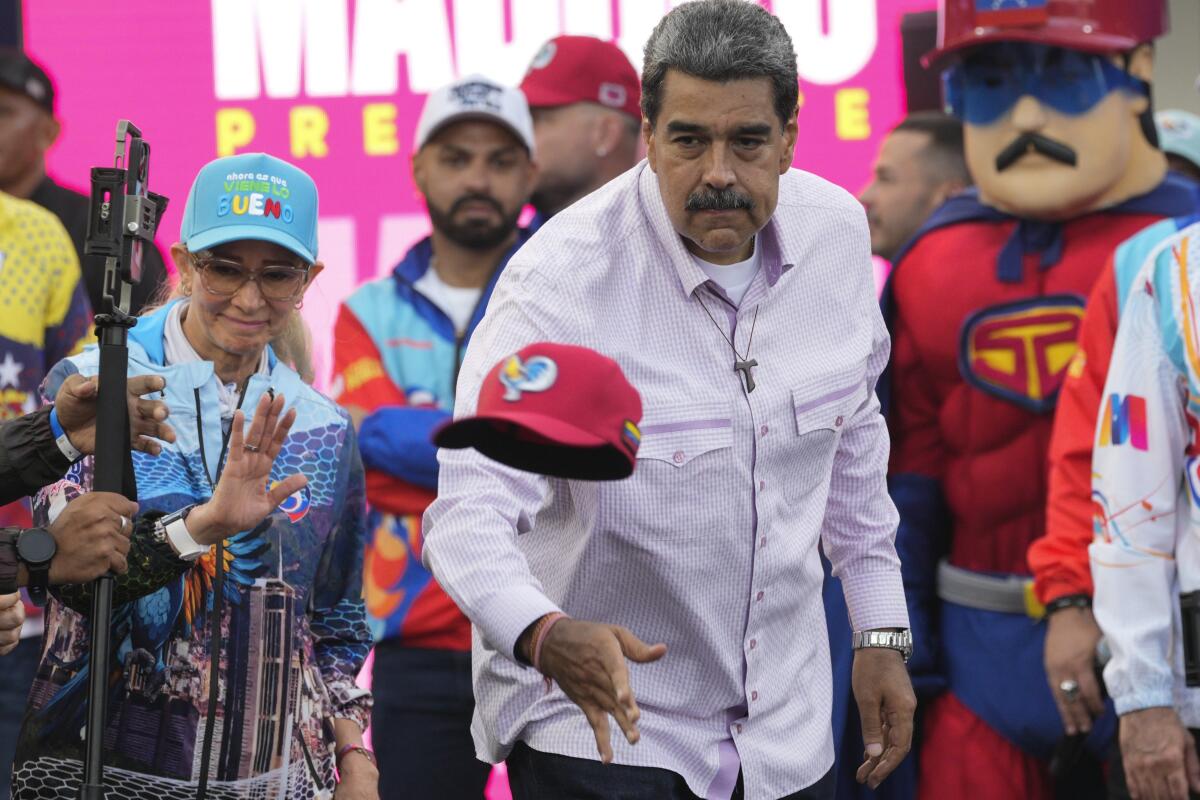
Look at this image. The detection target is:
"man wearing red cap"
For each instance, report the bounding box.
[331,74,537,799]
[885,1,1197,798]
[425,3,915,799]
[519,36,642,227]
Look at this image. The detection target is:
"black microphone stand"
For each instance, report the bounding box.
[78,120,167,799]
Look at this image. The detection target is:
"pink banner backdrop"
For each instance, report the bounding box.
[25,0,933,389]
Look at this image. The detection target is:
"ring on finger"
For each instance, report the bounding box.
[244,443,260,454]
[1059,678,1080,702]
[118,515,129,530]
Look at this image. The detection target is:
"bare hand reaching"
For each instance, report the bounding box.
[185,392,308,545]
[534,618,667,764]
[55,373,177,456]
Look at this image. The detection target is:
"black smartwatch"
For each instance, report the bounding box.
[16,527,56,606]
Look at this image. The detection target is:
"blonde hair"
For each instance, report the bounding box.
[146,249,317,384]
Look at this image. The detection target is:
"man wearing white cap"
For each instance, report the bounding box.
[331,74,537,799]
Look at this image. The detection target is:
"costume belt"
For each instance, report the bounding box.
[936,559,1046,620]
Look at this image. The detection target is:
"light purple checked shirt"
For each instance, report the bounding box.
[422,161,908,800]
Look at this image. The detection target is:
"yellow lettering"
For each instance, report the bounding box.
[232,194,249,215]
[363,103,399,156]
[835,88,870,141]
[215,108,256,157]
[290,106,330,159]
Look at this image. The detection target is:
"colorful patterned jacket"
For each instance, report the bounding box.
[332,231,531,649]
[1090,219,1200,728]
[12,300,372,800]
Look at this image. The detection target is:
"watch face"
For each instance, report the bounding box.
[17,528,56,565]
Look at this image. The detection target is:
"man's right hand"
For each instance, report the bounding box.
[45,492,137,583]
[1119,707,1200,800]
[0,592,24,656]
[55,373,176,456]
[535,618,667,764]
[1045,606,1105,734]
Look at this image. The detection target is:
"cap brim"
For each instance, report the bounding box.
[434,411,634,481]
[521,83,641,120]
[922,30,1139,71]
[421,112,532,153]
[186,224,316,264]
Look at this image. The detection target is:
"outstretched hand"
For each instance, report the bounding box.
[536,618,667,764]
[186,393,308,546]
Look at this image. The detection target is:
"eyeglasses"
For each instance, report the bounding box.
[943,43,1149,127]
[191,256,310,301]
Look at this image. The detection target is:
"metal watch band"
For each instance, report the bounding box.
[852,629,913,663]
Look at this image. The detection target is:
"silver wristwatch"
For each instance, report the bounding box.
[852,629,913,663]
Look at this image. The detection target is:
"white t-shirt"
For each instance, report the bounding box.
[692,236,761,306]
[414,266,484,335]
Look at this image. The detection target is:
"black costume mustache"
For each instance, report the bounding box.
[995,133,1078,172]
[685,187,756,212]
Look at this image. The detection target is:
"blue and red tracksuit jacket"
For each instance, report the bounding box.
[332,231,532,649]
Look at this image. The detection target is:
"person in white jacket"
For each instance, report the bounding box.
[1091,212,1200,800]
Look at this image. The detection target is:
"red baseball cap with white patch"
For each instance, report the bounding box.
[520,36,642,122]
[433,342,642,480]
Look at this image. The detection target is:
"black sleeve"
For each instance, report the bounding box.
[53,512,192,613]
[0,407,73,505]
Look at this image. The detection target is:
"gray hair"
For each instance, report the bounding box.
[641,0,798,129]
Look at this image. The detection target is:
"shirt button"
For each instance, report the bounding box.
[759,480,766,491]
[673,451,685,464]
[760,424,769,436]
[736,723,743,734]
[749,639,757,650]
[756,591,764,602]
[759,536,767,548]
[835,415,844,427]
[751,690,759,701]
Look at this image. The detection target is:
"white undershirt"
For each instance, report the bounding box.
[164,301,270,423]
[692,236,761,306]
[415,267,484,335]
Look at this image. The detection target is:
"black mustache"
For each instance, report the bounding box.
[995,133,1078,172]
[685,187,755,212]
[450,193,504,217]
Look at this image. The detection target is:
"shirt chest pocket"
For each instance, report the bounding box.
[783,378,866,505]
[600,404,735,541]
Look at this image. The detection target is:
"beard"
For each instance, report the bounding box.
[427,193,522,250]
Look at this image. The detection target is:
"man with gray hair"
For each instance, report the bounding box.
[423,2,915,798]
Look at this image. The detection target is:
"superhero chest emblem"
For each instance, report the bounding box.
[957,294,1086,413]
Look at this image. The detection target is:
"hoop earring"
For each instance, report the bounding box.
[180,282,192,296]
[294,298,304,311]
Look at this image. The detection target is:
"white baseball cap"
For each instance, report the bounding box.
[414,74,536,155]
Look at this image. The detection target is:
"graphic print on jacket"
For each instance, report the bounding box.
[11,301,371,800]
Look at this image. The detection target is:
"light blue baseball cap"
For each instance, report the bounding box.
[179,153,319,264]
[1157,110,1200,174]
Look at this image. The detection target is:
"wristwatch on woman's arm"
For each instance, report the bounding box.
[151,505,209,562]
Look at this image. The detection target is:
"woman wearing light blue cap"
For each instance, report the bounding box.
[11,153,378,800]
